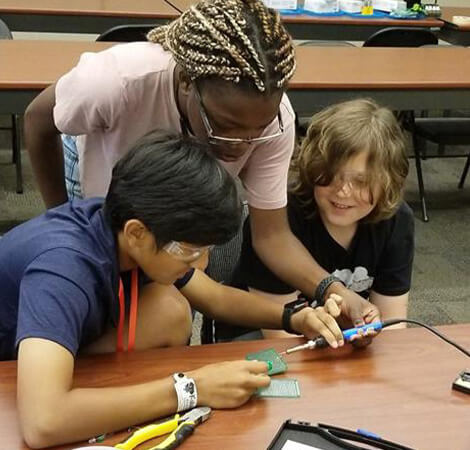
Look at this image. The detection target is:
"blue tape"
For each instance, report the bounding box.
[357,428,381,439]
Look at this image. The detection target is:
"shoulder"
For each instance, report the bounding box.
[287,193,317,220]
[250,93,296,161]
[279,93,296,126]
[56,43,173,98]
[72,42,172,74]
[396,202,414,221]
[287,193,309,219]
[373,202,413,229]
[286,193,320,239]
[372,202,414,247]
[389,202,414,233]
[44,199,115,266]
[1,199,112,269]
[105,42,174,78]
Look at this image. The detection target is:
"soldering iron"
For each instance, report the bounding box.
[282,319,470,357]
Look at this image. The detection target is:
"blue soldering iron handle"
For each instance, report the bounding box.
[342,322,383,341]
[310,322,383,349]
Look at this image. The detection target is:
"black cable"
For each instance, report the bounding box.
[382,318,470,358]
[163,0,183,14]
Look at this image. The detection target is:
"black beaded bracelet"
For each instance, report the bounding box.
[314,275,345,306]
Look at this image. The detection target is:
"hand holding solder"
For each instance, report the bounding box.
[283,321,384,355]
[289,294,345,348]
[283,290,382,355]
[326,288,381,348]
[283,317,470,358]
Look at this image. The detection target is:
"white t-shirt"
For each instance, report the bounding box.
[54,42,296,209]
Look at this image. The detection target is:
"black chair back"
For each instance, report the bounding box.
[0,18,13,40]
[363,27,438,47]
[297,40,355,47]
[0,19,22,193]
[96,24,157,42]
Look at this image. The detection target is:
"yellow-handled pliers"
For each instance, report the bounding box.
[114,406,211,450]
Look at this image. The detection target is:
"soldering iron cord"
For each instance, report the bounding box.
[381,319,469,358]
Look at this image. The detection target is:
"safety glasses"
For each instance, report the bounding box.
[163,241,214,262]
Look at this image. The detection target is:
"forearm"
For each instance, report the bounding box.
[29,140,66,208]
[25,123,67,208]
[370,291,409,328]
[18,338,272,449]
[190,284,284,330]
[21,377,177,448]
[253,230,330,297]
[24,86,68,208]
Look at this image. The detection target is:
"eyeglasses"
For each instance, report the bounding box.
[194,85,284,146]
[163,241,214,262]
[330,172,370,193]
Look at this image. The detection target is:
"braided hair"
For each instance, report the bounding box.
[147,0,296,94]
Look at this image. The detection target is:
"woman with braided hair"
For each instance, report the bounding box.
[26,0,296,208]
[26,0,374,347]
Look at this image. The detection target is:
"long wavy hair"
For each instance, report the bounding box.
[290,99,409,223]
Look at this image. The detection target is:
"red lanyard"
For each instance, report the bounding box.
[116,268,138,352]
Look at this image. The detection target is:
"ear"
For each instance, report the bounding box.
[122,219,152,249]
[178,70,193,96]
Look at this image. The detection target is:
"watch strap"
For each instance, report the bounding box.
[173,372,197,412]
[282,298,309,335]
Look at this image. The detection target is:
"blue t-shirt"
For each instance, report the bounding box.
[0,199,120,360]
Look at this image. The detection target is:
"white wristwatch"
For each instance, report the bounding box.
[173,372,198,412]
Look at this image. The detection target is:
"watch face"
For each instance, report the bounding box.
[289,299,308,312]
[184,382,195,395]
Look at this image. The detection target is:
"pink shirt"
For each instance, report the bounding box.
[54,42,296,209]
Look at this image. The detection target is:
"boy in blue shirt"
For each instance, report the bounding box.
[0,132,347,448]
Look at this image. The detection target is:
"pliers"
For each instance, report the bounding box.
[114,406,211,450]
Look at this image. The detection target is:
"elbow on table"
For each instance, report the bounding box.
[21,411,64,449]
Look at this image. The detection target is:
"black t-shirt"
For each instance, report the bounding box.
[236,196,414,299]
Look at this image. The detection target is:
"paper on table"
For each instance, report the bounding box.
[453,16,470,26]
[281,440,323,450]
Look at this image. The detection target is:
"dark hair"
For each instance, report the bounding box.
[104,131,242,246]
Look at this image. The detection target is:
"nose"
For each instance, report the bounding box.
[335,180,353,197]
[217,143,252,159]
[191,252,209,271]
[233,142,253,153]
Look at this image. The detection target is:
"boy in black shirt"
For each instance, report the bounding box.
[238,99,414,338]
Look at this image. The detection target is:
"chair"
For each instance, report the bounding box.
[415,45,461,158]
[409,117,470,222]
[202,202,261,344]
[297,40,356,47]
[0,19,22,193]
[96,24,157,42]
[402,43,468,221]
[362,27,438,47]
[362,28,442,221]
